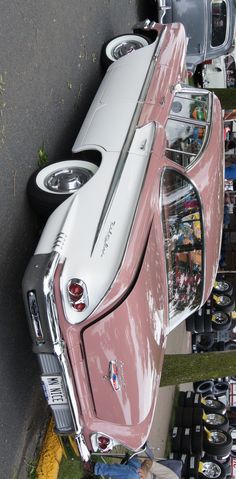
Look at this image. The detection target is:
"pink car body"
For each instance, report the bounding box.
[22,20,224,460]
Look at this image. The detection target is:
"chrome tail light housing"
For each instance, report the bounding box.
[67,278,89,312]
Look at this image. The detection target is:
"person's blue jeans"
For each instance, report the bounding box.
[94,457,141,479]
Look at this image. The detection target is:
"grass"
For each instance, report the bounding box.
[58,457,85,479]
[37,144,48,167]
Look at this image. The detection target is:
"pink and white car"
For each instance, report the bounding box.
[22,20,224,460]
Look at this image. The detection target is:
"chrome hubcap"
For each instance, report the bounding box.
[205,398,219,407]
[205,414,224,425]
[208,430,226,444]
[112,40,145,59]
[212,311,228,325]
[45,167,93,193]
[215,281,229,292]
[216,295,231,306]
[201,461,222,478]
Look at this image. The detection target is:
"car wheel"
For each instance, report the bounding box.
[203,429,233,457]
[101,34,150,69]
[196,333,215,352]
[211,311,232,331]
[194,380,215,396]
[213,381,229,398]
[198,458,226,479]
[212,294,235,313]
[213,279,233,296]
[201,396,226,415]
[203,413,229,431]
[27,160,98,218]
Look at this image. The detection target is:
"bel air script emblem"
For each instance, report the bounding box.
[108,360,125,391]
[101,221,116,257]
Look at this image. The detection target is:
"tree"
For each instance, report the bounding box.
[209,88,236,110]
[160,350,236,386]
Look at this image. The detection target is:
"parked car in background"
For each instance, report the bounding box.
[22,20,224,461]
[154,0,236,73]
[203,46,236,88]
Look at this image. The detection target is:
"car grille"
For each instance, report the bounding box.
[38,353,75,434]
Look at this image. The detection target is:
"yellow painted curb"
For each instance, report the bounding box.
[36,418,63,479]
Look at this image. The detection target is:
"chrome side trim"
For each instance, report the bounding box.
[43,250,90,460]
[91,25,166,255]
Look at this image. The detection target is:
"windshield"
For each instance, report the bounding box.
[212,1,227,47]
[162,170,203,322]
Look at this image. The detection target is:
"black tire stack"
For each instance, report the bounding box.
[186,277,235,352]
[194,379,229,399]
[169,391,231,478]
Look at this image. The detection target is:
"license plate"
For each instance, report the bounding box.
[41,375,68,405]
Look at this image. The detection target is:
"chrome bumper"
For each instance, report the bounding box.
[43,250,91,461]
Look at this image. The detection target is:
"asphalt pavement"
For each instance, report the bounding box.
[0,1,156,477]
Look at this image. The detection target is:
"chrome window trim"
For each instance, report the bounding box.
[159,167,205,324]
[166,88,213,170]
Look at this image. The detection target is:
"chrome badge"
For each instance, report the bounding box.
[109,360,124,391]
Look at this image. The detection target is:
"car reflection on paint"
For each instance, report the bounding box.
[22,20,224,461]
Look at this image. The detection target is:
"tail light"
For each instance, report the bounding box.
[67,279,88,312]
[68,282,83,299]
[90,433,117,453]
[98,436,111,450]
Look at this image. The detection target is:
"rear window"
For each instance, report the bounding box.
[162,170,203,322]
[165,92,210,168]
[212,0,227,47]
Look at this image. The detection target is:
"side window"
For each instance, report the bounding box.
[170,94,209,120]
[165,92,210,168]
[212,0,227,47]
